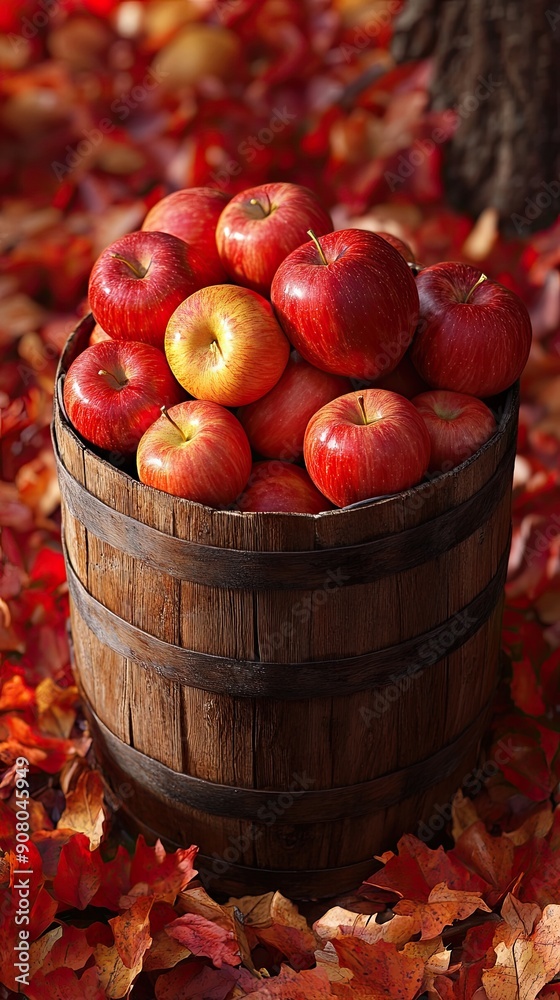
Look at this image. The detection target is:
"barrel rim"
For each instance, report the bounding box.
[55,314,519,521]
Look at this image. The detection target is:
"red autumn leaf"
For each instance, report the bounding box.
[124,835,198,904]
[26,966,106,1000]
[90,844,131,911]
[364,834,491,901]
[451,822,518,902]
[154,961,248,1000]
[0,715,82,773]
[41,923,94,974]
[31,828,74,879]
[334,937,425,999]
[242,966,334,998]
[166,912,241,968]
[52,832,104,909]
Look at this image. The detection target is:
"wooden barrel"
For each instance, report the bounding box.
[53,315,517,899]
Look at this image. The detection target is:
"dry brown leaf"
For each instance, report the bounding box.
[500,894,542,940]
[57,768,107,850]
[35,678,78,738]
[483,904,560,1000]
[94,943,144,999]
[109,895,153,969]
[142,928,191,972]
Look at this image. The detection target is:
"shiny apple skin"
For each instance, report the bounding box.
[165,284,290,407]
[215,182,333,297]
[89,321,112,345]
[141,187,231,286]
[373,231,415,264]
[411,390,496,473]
[410,262,532,396]
[136,400,252,507]
[372,349,429,398]
[236,461,331,514]
[237,352,351,462]
[63,340,184,454]
[271,229,419,381]
[303,388,431,507]
[88,230,205,349]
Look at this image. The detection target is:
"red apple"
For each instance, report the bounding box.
[410,262,532,396]
[137,400,252,506]
[63,340,184,454]
[216,182,333,296]
[271,229,419,380]
[303,388,431,507]
[89,321,111,346]
[237,352,351,461]
[88,230,205,349]
[141,187,231,286]
[372,349,429,398]
[412,390,496,473]
[374,231,415,264]
[236,461,331,514]
[165,284,290,407]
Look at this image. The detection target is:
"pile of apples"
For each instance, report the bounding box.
[64,183,532,513]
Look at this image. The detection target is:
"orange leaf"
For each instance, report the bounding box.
[394,883,491,940]
[109,895,153,969]
[483,904,560,1000]
[500,893,542,939]
[241,965,333,999]
[334,937,425,999]
[142,927,191,971]
[93,942,143,1000]
[35,678,78,739]
[0,673,35,711]
[57,768,107,850]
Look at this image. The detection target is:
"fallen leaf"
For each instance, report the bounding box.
[334,937,425,999]
[230,891,318,969]
[124,836,197,905]
[94,942,143,1000]
[394,883,492,940]
[166,912,241,968]
[109,895,153,969]
[52,832,104,909]
[57,768,106,850]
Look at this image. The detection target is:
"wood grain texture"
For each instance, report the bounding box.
[54,315,517,897]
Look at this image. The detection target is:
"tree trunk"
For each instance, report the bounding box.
[392,0,560,236]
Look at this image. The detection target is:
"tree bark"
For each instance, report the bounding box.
[392,0,560,235]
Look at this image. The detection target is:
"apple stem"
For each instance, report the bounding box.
[110,253,147,279]
[465,272,488,301]
[249,193,271,217]
[307,229,328,266]
[160,405,186,442]
[98,368,128,388]
[357,394,368,425]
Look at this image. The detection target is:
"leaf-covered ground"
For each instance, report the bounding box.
[1,1,560,997]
